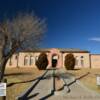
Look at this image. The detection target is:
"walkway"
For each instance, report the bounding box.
[17,68,100,100]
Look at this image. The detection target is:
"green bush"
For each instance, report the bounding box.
[64,53,75,70]
[36,53,48,70]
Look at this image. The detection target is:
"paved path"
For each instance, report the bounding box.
[49,82,100,100]
[17,69,100,100]
[27,70,53,100]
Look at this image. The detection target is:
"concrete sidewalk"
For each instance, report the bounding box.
[28,70,53,100]
[17,69,100,100]
[48,82,100,100]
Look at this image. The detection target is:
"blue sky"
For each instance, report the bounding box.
[0,0,100,53]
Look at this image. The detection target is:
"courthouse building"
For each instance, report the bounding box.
[6,48,100,69]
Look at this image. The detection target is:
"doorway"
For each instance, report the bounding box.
[52,55,58,67]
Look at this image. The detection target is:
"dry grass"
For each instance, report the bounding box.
[0,67,44,100]
[0,67,100,100]
[67,68,100,93]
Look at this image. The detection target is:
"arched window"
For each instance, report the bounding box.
[81,56,84,58]
[81,56,84,67]
[35,56,38,61]
[24,56,29,66]
[81,59,84,66]
[30,56,35,65]
[15,55,18,59]
[75,56,78,66]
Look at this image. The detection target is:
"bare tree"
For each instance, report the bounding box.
[0,12,46,81]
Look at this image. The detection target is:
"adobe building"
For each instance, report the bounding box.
[6,48,100,69]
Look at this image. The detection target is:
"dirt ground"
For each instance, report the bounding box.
[0,67,100,100]
[0,68,44,100]
[67,68,100,93]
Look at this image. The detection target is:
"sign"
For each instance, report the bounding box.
[97,76,100,85]
[0,83,6,96]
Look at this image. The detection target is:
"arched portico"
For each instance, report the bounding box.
[52,54,58,67]
[47,48,63,68]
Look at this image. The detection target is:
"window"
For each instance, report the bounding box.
[30,56,35,65]
[81,59,84,67]
[35,56,38,61]
[75,59,78,66]
[81,56,84,58]
[80,56,84,67]
[15,55,18,59]
[24,56,29,66]
[75,57,78,66]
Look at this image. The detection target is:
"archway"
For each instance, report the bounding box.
[47,48,63,69]
[52,54,59,67]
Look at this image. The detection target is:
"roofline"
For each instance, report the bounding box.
[20,50,50,53]
[61,51,90,53]
[20,50,89,53]
[20,48,90,53]
[91,54,100,55]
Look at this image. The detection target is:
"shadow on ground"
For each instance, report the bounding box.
[7,76,40,87]
[16,70,90,100]
[5,72,33,76]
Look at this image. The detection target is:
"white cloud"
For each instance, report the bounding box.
[89,37,100,42]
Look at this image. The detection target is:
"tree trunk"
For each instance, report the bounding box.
[0,47,17,81]
[0,57,8,82]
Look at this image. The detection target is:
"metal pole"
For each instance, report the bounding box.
[53,68,55,92]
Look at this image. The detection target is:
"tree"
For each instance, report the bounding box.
[36,53,48,70]
[64,53,75,70]
[0,12,46,81]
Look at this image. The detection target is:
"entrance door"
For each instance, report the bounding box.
[52,59,57,67]
[52,55,58,67]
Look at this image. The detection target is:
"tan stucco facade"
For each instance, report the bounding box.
[62,52,90,68]
[6,48,100,69]
[90,54,100,68]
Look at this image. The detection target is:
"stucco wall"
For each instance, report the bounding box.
[62,53,90,68]
[6,50,100,69]
[91,54,100,68]
[6,52,90,69]
[47,48,63,69]
[6,54,18,68]
[6,52,41,68]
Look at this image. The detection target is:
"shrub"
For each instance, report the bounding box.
[64,53,75,70]
[36,53,48,70]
